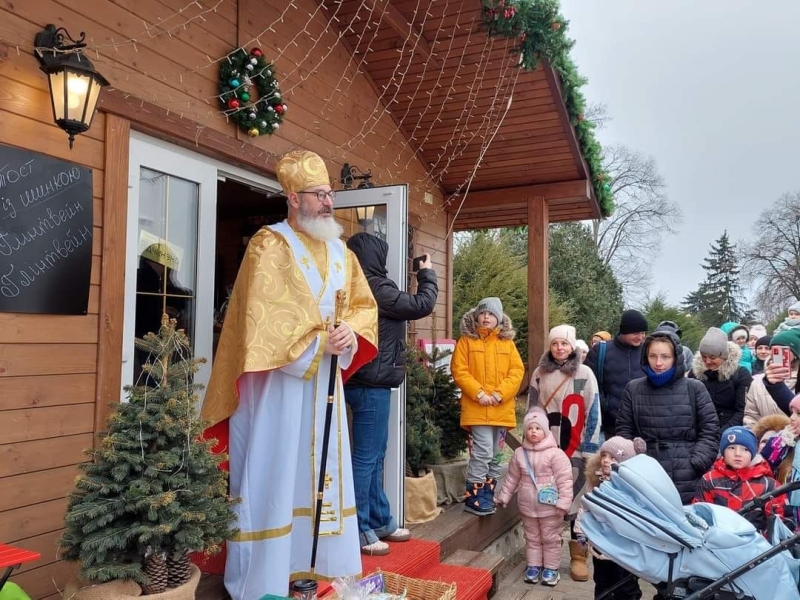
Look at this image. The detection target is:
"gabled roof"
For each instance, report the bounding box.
[322,0,605,225]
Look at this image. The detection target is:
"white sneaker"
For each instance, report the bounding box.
[361,540,390,555]
[383,528,411,542]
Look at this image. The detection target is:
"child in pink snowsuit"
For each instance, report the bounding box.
[497,407,573,587]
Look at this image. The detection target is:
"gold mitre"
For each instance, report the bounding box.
[276,150,330,194]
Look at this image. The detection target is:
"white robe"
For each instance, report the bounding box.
[224,223,361,600]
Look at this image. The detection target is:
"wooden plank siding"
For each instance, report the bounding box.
[0,1,450,597]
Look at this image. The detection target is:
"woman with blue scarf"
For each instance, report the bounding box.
[761,394,800,527]
[616,330,720,504]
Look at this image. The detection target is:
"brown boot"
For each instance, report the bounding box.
[568,540,589,581]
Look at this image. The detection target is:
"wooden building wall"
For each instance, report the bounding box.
[0,1,449,598]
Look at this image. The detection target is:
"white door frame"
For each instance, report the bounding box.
[123,132,280,398]
[335,185,409,527]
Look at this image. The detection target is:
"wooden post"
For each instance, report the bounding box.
[95,114,130,439]
[527,196,549,379]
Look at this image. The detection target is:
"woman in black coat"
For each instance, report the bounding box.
[344,232,438,555]
[688,327,752,430]
[616,330,720,504]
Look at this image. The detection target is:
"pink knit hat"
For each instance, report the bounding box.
[524,407,550,432]
[790,395,800,413]
[600,436,647,462]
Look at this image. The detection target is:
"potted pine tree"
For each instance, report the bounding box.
[60,316,237,598]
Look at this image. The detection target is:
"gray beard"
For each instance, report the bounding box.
[296,212,343,242]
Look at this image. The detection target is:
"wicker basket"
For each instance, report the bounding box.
[378,571,456,600]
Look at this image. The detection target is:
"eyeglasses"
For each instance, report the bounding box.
[298,190,336,202]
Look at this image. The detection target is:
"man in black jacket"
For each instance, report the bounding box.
[345,232,438,555]
[584,310,649,438]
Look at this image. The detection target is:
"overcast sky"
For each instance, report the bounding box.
[559,0,800,308]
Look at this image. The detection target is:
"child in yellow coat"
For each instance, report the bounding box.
[452,297,525,516]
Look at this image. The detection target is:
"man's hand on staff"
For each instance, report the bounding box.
[325,323,355,355]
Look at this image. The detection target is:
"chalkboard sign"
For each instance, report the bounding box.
[0,144,93,314]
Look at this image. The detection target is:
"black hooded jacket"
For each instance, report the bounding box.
[584,335,645,437]
[345,233,438,388]
[615,331,720,504]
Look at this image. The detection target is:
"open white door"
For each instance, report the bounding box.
[335,185,408,526]
[124,135,219,395]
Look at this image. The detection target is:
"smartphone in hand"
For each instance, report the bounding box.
[772,345,793,369]
[412,255,426,272]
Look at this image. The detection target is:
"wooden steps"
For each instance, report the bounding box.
[410,496,521,559]
[443,549,504,598]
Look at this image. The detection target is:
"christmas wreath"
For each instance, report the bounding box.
[218,47,287,138]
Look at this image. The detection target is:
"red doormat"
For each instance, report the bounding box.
[361,539,440,577]
[361,539,492,600]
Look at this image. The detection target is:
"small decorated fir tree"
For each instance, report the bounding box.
[427,347,467,461]
[60,316,236,593]
[405,348,442,474]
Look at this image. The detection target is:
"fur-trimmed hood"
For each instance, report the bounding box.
[583,452,607,490]
[459,307,515,340]
[537,350,582,376]
[752,413,791,443]
[692,342,742,381]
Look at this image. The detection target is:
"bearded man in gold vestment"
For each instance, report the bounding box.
[201,150,378,600]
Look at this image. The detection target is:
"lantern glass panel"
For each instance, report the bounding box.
[65,69,92,122]
[83,76,103,127]
[47,69,66,121]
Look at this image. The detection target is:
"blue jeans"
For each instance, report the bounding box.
[344,386,397,546]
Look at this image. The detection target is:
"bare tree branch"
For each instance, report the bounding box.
[592,144,682,304]
[584,102,611,130]
[741,192,800,319]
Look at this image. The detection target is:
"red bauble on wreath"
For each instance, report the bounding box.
[218,47,286,137]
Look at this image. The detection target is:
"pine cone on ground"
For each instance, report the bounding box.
[167,551,192,588]
[142,551,168,595]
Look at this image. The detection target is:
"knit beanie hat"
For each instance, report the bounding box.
[789,301,800,314]
[719,426,757,457]
[600,436,646,462]
[524,407,550,432]
[593,331,612,342]
[749,324,767,339]
[575,339,589,354]
[772,329,800,362]
[656,320,683,338]
[756,335,772,349]
[698,327,729,358]
[730,325,749,343]
[548,324,577,350]
[475,297,503,324]
[619,310,649,335]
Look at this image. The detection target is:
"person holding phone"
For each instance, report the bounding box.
[763,329,800,415]
[344,233,438,555]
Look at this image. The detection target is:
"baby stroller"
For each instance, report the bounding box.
[579,454,800,600]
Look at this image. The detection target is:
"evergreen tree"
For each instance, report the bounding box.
[60,317,237,591]
[452,230,528,361]
[548,222,624,339]
[683,231,752,326]
[642,294,706,351]
[427,347,467,461]
[405,348,442,474]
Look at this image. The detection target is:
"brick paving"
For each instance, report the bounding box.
[494,530,657,600]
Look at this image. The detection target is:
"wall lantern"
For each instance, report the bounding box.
[340,163,375,190]
[34,24,109,149]
[355,205,375,231]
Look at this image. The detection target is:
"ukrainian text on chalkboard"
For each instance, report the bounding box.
[0,144,93,314]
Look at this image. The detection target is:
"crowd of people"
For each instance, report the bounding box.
[200,147,800,600]
[452,299,800,598]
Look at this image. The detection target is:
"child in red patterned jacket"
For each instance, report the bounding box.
[695,426,784,534]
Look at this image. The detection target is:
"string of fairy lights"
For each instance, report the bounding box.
[5,0,549,239]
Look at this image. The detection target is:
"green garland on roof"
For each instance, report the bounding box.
[482,0,614,216]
